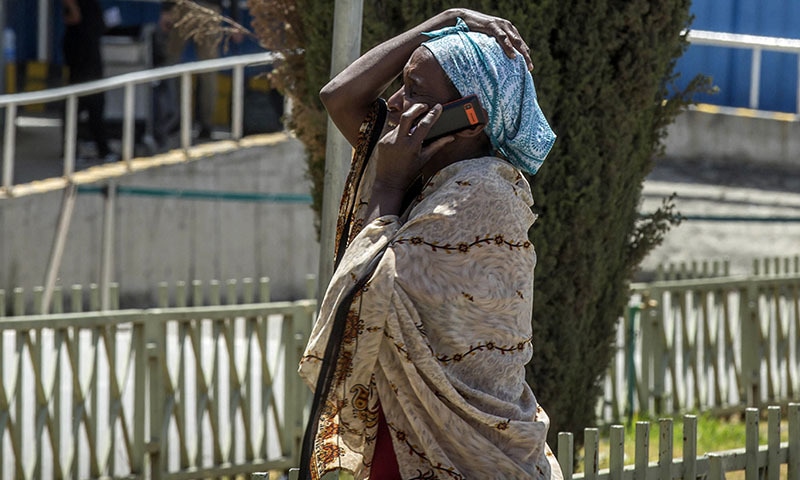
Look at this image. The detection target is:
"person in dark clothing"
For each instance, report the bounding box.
[157,0,241,141]
[62,0,117,163]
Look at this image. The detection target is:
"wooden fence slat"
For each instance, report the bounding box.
[639,293,655,413]
[259,277,271,303]
[226,279,238,306]
[767,406,781,480]
[192,280,203,307]
[12,287,24,315]
[609,425,624,480]
[708,454,725,480]
[558,432,573,480]
[635,422,649,480]
[658,418,673,480]
[158,282,169,308]
[746,408,759,480]
[89,283,100,311]
[175,280,187,308]
[653,291,668,414]
[794,283,800,398]
[584,428,599,480]
[683,415,697,480]
[52,287,63,314]
[71,284,82,313]
[789,403,800,480]
[242,278,254,304]
[742,283,760,406]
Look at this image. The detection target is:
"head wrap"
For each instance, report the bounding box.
[422,18,556,175]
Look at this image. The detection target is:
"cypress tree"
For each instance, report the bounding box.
[248,0,707,448]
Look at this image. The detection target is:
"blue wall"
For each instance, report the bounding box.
[676,0,800,112]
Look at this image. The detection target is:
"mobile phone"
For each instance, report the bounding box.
[423,95,487,144]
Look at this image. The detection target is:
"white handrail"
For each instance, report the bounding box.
[0,51,278,195]
[0,52,276,106]
[686,29,800,113]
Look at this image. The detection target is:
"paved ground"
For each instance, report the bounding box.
[640,156,800,279]
[5,115,800,280]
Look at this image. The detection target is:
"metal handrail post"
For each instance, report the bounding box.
[180,72,193,150]
[63,95,78,178]
[232,65,244,140]
[2,103,16,192]
[750,48,762,110]
[100,182,117,311]
[123,83,136,163]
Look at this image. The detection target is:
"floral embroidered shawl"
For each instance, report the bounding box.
[299,105,561,480]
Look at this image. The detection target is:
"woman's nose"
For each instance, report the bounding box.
[387,88,404,111]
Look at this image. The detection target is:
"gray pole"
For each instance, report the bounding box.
[316,0,363,302]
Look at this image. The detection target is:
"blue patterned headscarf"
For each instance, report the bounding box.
[422,18,556,175]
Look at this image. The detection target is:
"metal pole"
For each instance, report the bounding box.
[42,184,78,314]
[231,64,244,140]
[2,103,16,192]
[123,83,135,163]
[100,182,116,311]
[316,0,364,302]
[180,72,192,150]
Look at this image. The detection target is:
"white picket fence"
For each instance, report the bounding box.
[601,267,800,423]
[0,277,315,480]
[558,404,800,480]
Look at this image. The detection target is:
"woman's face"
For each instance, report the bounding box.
[386,47,460,128]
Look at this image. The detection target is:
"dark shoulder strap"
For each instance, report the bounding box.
[298,243,389,479]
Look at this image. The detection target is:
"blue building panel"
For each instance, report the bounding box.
[676,0,800,113]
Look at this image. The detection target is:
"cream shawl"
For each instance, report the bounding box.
[299,156,561,479]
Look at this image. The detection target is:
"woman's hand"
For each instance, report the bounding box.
[450,8,534,71]
[364,103,453,220]
[373,103,453,192]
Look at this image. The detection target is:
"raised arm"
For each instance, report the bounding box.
[320,8,533,147]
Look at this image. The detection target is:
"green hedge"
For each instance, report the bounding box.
[248,0,708,449]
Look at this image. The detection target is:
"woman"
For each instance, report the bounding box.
[299,9,560,479]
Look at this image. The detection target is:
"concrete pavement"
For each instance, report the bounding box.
[4,113,800,280]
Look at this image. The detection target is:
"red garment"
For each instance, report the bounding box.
[371,407,401,479]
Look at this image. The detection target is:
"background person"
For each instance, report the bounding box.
[156,0,240,141]
[299,8,560,479]
[62,0,117,163]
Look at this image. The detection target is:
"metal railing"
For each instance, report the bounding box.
[0,51,277,196]
[686,29,800,114]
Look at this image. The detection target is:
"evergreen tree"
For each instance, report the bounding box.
[248,0,706,448]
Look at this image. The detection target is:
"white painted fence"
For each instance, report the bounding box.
[558,405,800,480]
